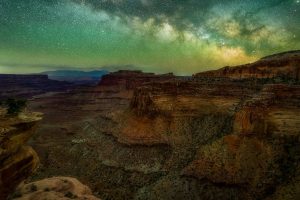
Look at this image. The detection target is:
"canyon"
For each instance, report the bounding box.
[0,50,299,199]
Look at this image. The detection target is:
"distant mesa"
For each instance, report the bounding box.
[99,70,176,90]
[0,74,73,100]
[41,70,109,85]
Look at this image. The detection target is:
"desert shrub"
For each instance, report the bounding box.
[5,98,27,115]
[30,184,38,192]
[7,190,23,199]
[65,191,77,198]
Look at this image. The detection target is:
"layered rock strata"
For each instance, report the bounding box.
[194,50,300,80]
[183,84,300,199]
[0,109,42,199]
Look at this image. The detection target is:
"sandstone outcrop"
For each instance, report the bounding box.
[99,70,175,92]
[183,84,300,199]
[11,177,100,200]
[119,80,260,146]
[0,109,42,199]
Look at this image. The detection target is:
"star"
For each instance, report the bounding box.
[0,0,299,74]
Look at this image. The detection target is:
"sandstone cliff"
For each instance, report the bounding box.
[99,70,175,92]
[194,50,300,80]
[12,177,100,200]
[183,84,300,199]
[0,109,42,199]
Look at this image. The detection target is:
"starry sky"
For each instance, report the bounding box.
[0,0,299,75]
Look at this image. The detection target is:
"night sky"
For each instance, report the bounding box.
[0,0,299,75]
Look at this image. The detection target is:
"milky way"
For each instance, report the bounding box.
[0,0,299,74]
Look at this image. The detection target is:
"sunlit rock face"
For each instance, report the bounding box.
[183,84,300,200]
[233,84,300,137]
[0,110,42,199]
[194,50,300,80]
[119,80,257,146]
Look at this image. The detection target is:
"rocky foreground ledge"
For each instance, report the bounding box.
[12,177,100,200]
[0,109,100,200]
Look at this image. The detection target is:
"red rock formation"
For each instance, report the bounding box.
[118,80,259,146]
[130,80,259,116]
[99,70,175,91]
[194,50,300,80]
[183,83,300,199]
[0,110,42,199]
[183,136,277,185]
[234,84,300,137]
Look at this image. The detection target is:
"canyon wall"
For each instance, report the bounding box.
[183,84,300,199]
[194,50,300,80]
[0,109,42,199]
[99,70,175,90]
